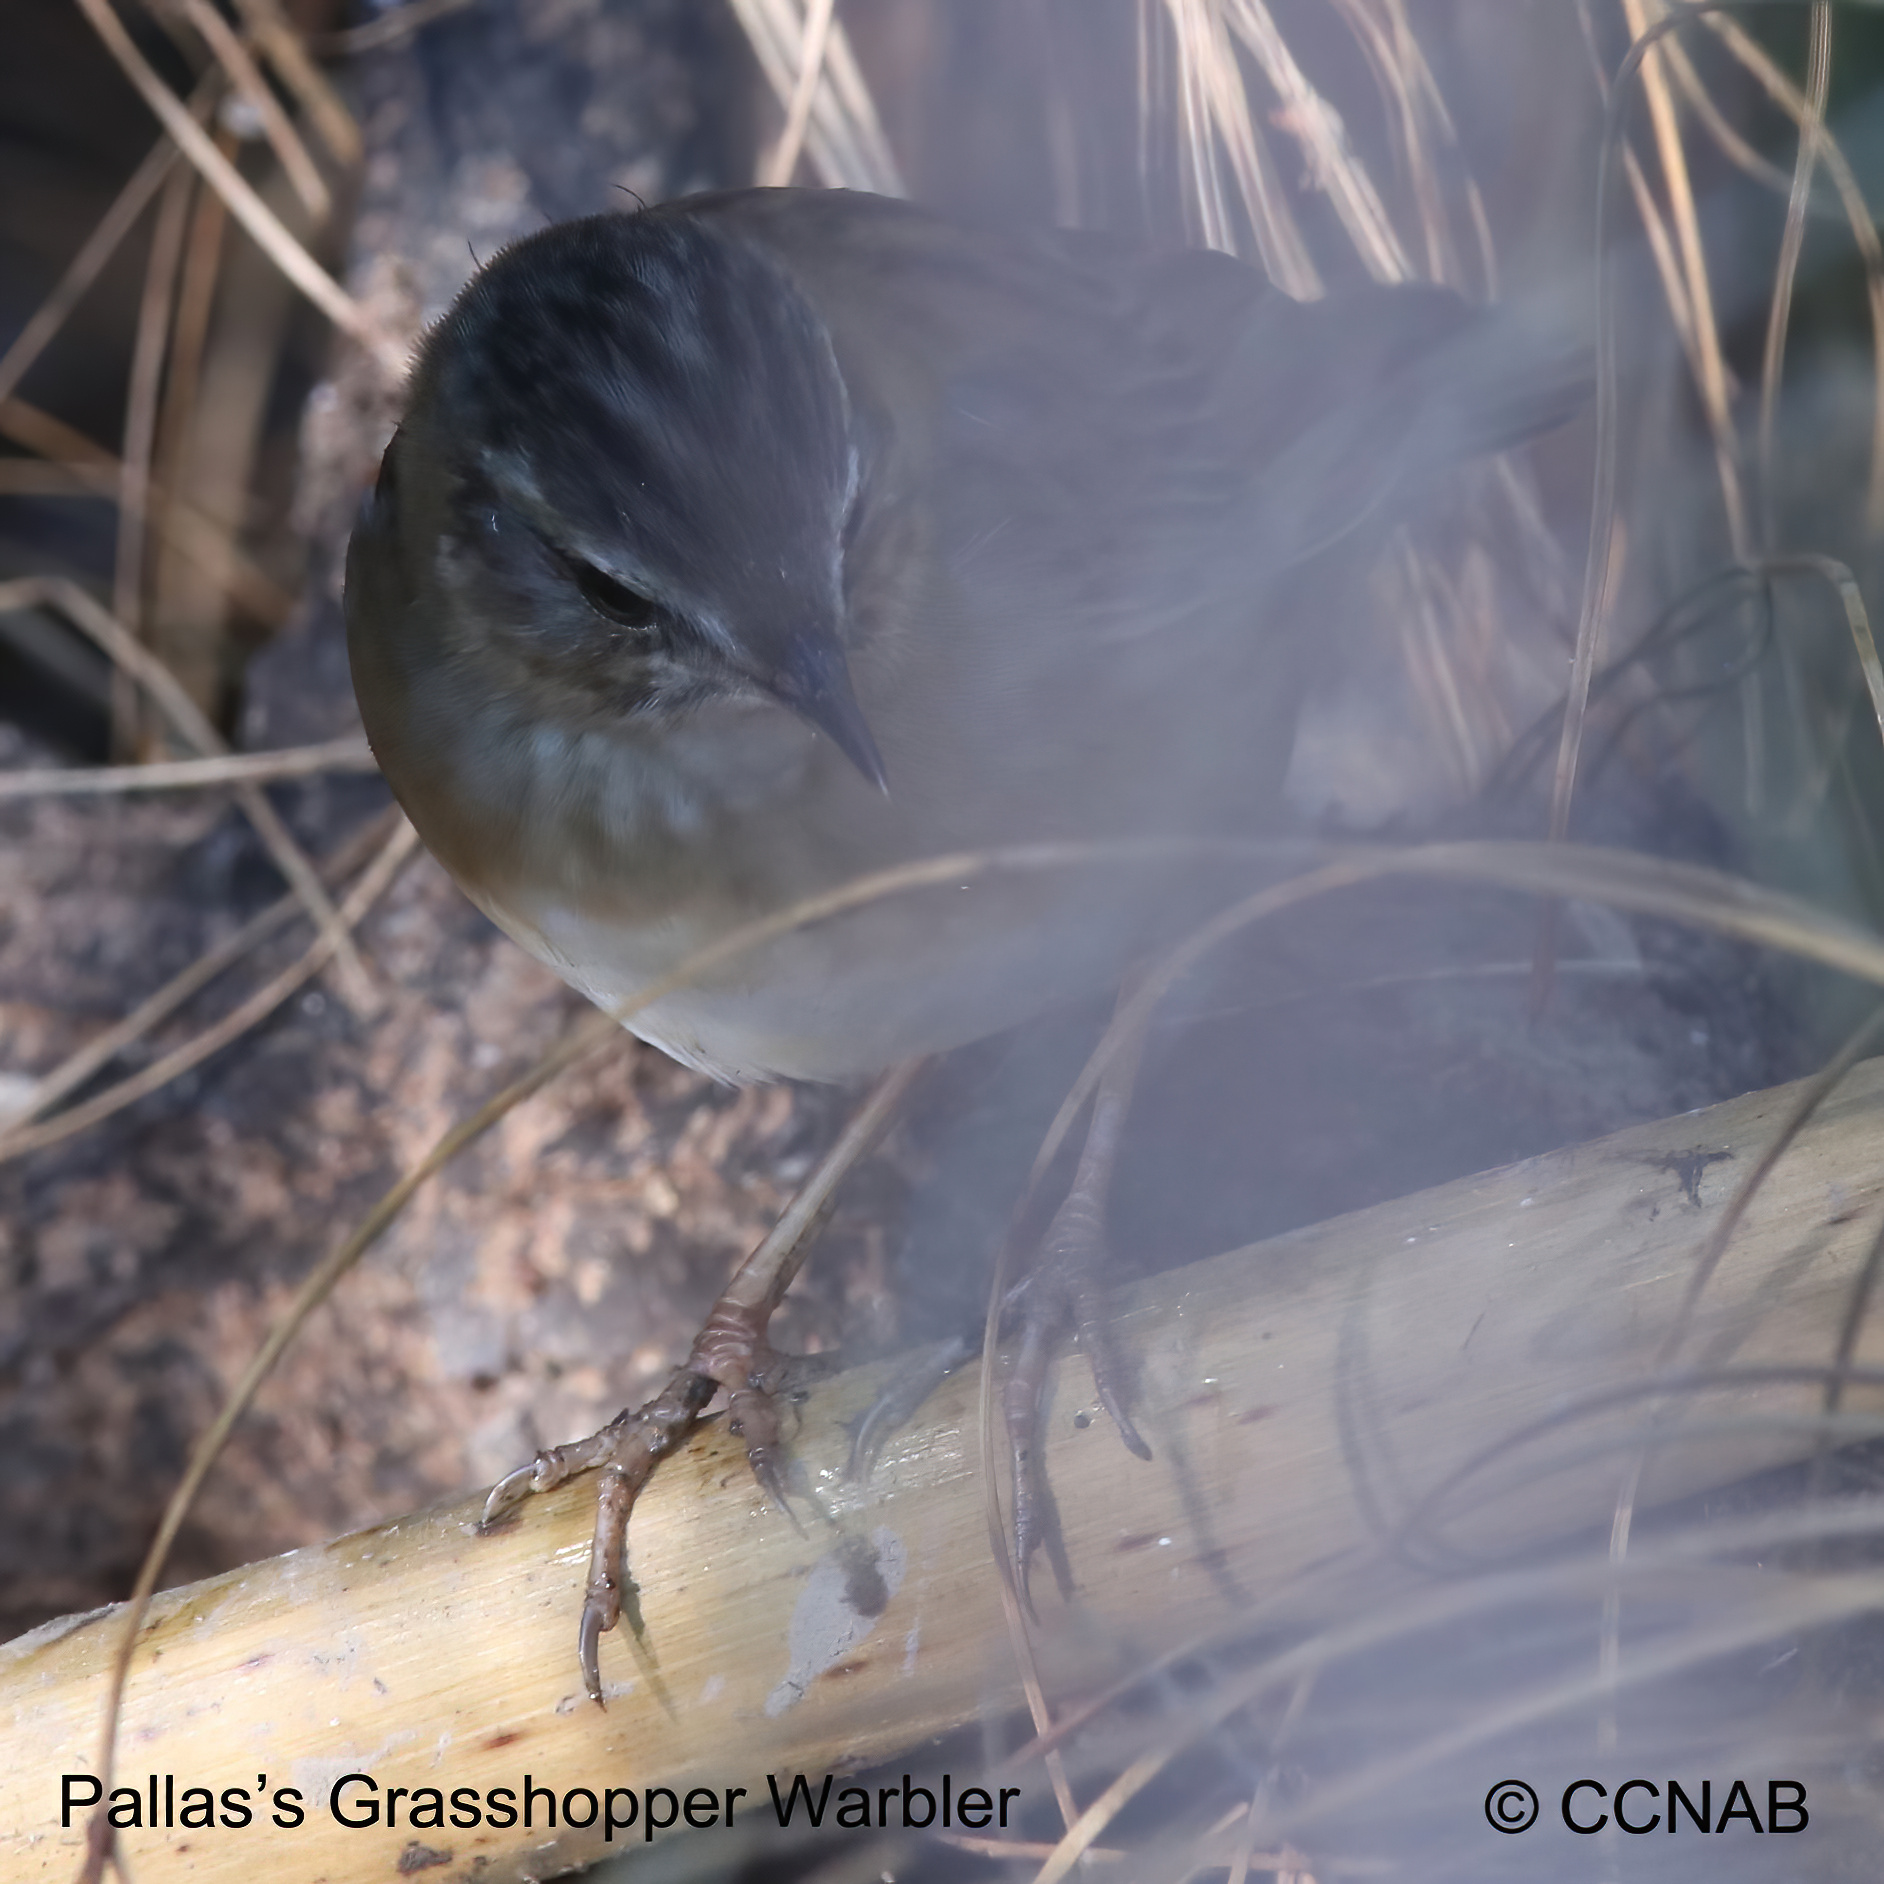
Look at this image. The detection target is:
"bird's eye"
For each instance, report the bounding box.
[574,561,662,631]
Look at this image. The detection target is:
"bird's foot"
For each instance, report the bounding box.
[480,1298,809,1703]
[483,1060,924,1703]
[481,1360,714,1703]
[1003,1183,1151,1613]
[848,1334,973,1481]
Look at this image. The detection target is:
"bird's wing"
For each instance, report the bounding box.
[669,190,1582,674]
[697,188,1576,563]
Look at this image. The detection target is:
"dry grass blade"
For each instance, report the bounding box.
[0,463,115,496]
[0,734,376,799]
[931,1833,1132,1865]
[0,821,412,1168]
[1662,21,1802,199]
[0,397,293,625]
[1155,0,1551,813]
[317,0,476,57]
[1026,1503,1884,1881]
[1254,1572,1884,1851]
[1622,135,1701,360]
[759,0,834,187]
[1755,0,1831,554]
[111,160,193,754]
[1165,0,1235,254]
[1034,837,1884,1219]
[175,0,331,222]
[1576,9,1707,382]
[0,816,415,1167]
[227,0,361,166]
[0,577,375,1008]
[0,805,399,1144]
[1224,0,1410,282]
[1391,532,1481,793]
[70,0,400,373]
[1224,1671,1318,1884]
[0,134,181,410]
[152,114,234,629]
[1542,2,1736,996]
[1335,0,1490,292]
[1766,551,1884,760]
[1705,7,1884,532]
[1626,0,1749,554]
[725,0,903,194]
[1162,0,1321,292]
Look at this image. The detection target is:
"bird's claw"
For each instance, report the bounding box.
[848,1334,972,1481]
[1005,1192,1150,1603]
[578,1590,614,1705]
[476,1064,918,1699]
[484,1344,815,1702]
[480,1460,542,1527]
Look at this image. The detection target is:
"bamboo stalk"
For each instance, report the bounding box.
[7,1057,1884,1880]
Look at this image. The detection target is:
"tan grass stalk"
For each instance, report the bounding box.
[0,816,415,1167]
[1704,8,1884,534]
[1326,0,1455,287]
[1624,0,1750,555]
[110,161,195,756]
[318,0,475,58]
[152,124,233,556]
[227,0,362,167]
[1390,531,1491,795]
[70,0,401,373]
[1043,1554,1884,1880]
[1543,5,1725,994]
[1223,0,1410,283]
[0,577,375,1009]
[1379,0,1495,289]
[1162,0,1321,293]
[0,806,398,1146]
[1662,26,1798,197]
[174,0,330,221]
[1167,0,1236,254]
[759,0,835,187]
[0,463,110,496]
[1756,1,1832,555]
[725,0,903,194]
[0,735,376,800]
[1620,137,1702,367]
[0,137,180,410]
[0,397,292,626]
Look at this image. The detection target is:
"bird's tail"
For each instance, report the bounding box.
[1233,282,1589,569]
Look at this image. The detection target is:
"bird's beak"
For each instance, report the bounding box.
[765,629,889,794]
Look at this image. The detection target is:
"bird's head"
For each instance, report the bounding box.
[352,207,885,789]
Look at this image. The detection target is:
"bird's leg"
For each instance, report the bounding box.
[1006,1002,1152,1607]
[482,1057,923,1702]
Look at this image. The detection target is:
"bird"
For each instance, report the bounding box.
[346,187,1577,1083]
[344,185,1581,1693]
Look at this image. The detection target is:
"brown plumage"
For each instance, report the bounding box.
[346,187,1576,1081]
